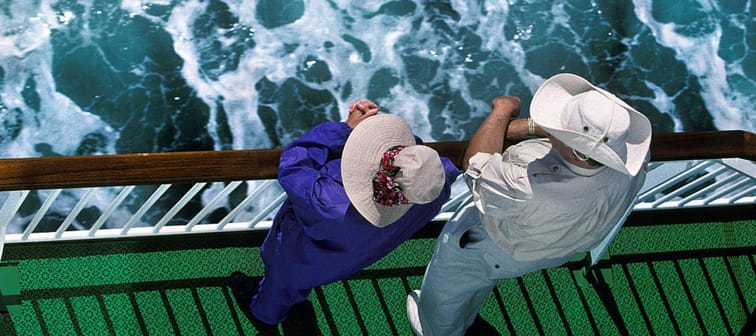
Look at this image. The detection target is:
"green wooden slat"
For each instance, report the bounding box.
[0,219,752,334]
[37,298,77,336]
[134,291,174,336]
[69,296,110,336]
[101,293,142,336]
[196,286,242,336]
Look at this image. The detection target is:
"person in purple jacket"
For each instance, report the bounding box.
[230,99,461,335]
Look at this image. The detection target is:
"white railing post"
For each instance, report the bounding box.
[0,191,29,260]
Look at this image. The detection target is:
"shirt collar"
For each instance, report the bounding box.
[555,151,606,177]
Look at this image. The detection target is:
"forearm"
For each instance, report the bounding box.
[463,98,519,170]
[505,118,547,140]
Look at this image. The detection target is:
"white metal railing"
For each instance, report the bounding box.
[0,159,753,256]
[636,158,755,209]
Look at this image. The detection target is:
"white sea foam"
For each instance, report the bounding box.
[634,0,752,131]
[645,80,684,131]
[0,0,116,159]
[221,1,433,143]
[1,0,753,232]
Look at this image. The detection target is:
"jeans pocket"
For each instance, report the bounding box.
[458,225,488,249]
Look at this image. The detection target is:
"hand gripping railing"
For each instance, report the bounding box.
[0,131,753,260]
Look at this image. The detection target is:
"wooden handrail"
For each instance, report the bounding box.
[649,130,754,161]
[0,131,752,191]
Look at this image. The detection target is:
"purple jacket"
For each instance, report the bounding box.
[261,121,459,289]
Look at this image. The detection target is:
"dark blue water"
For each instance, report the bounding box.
[0,0,753,160]
[0,0,754,236]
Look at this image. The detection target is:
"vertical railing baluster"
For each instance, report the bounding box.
[637,160,715,208]
[651,165,727,207]
[153,182,207,233]
[727,184,756,204]
[217,180,276,230]
[677,172,740,206]
[22,189,62,240]
[55,188,97,238]
[120,184,171,235]
[184,181,243,232]
[89,186,136,237]
[0,191,29,259]
[247,193,287,229]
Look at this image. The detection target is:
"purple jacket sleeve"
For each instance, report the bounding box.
[277,122,352,239]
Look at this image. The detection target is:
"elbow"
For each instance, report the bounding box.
[461,146,472,170]
[462,151,475,171]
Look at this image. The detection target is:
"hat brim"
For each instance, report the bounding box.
[530,73,652,176]
[342,114,416,227]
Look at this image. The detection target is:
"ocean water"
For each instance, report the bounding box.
[0,1,753,233]
[0,0,753,159]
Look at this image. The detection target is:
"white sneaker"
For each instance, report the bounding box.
[406,290,423,335]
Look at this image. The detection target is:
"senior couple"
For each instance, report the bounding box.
[230,73,652,335]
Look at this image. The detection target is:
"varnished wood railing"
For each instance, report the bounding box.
[0,131,752,191]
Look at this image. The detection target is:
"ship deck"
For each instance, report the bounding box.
[1,208,753,335]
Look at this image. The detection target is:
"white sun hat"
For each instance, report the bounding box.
[342,114,445,227]
[530,73,652,176]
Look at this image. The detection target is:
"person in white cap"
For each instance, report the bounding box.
[230,99,460,335]
[406,73,652,335]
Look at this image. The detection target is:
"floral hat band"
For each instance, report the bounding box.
[372,145,410,207]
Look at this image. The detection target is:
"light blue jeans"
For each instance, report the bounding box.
[417,202,575,335]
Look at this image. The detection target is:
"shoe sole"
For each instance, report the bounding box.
[406,290,423,336]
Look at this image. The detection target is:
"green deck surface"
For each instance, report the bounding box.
[1,218,754,335]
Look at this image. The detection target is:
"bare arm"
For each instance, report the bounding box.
[505,118,546,140]
[463,96,521,170]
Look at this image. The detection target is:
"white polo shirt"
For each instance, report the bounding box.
[465,138,647,261]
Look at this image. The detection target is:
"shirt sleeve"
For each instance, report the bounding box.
[277,121,352,239]
[464,151,531,217]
